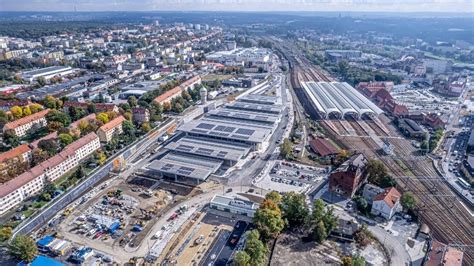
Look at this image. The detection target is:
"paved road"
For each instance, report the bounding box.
[227,73,290,187]
[201,221,249,266]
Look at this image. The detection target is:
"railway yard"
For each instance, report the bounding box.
[275,40,474,264]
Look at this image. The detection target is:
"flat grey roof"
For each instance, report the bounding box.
[225,101,282,114]
[239,94,279,105]
[147,152,223,180]
[178,119,271,144]
[207,108,279,125]
[201,116,275,130]
[165,136,251,162]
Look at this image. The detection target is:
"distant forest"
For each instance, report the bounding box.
[0,12,472,44]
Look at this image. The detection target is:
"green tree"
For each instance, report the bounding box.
[58,133,73,147]
[280,138,292,159]
[234,251,251,266]
[127,96,138,108]
[123,120,136,137]
[401,192,416,211]
[281,192,309,228]
[40,192,52,202]
[46,109,71,126]
[75,165,85,179]
[352,255,366,266]
[8,235,38,262]
[3,129,20,147]
[243,230,267,266]
[0,226,12,242]
[308,199,337,243]
[310,220,327,243]
[365,160,387,184]
[38,139,59,156]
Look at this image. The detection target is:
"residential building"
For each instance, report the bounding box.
[0,144,32,164]
[370,187,402,220]
[424,240,463,266]
[329,153,367,198]
[362,184,384,204]
[153,75,201,105]
[97,116,125,143]
[209,195,259,218]
[0,133,100,215]
[3,109,49,137]
[132,108,150,124]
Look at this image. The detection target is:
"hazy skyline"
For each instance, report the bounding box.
[1,0,473,13]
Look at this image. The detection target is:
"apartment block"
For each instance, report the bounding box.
[0,133,100,215]
[3,109,49,137]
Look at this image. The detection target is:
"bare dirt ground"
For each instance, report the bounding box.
[271,233,342,266]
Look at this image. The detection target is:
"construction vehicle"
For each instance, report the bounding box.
[194,235,205,245]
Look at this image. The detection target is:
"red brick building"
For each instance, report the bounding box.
[329,153,367,199]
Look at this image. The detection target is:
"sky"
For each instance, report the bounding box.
[0,0,473,13]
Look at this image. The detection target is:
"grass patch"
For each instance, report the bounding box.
[394,159,414,176]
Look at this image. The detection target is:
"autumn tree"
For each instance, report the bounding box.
[10,106,23,119]
[96,112,109,124]
[23,106,32,116]
[265,191,282,204]
[0,226,12,242]
[253,199,285,240]
[141,122,151,132]
[29,103,42,113]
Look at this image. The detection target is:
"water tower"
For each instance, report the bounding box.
[200,86,208,105]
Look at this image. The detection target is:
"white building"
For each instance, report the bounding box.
[210,195,259,218]
[21,66,75,83]
[3,109,49,137]
[0,133,100,215]
[370,187,402,220]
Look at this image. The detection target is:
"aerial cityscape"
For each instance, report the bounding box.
[0,2,473,266]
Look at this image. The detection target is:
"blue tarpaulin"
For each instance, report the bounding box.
[17,255,64,266]
[36,235,54,248]
[108,221,120,233]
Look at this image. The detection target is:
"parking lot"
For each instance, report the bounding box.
[254,160,328,193]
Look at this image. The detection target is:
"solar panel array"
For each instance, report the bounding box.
[235,128,255,135]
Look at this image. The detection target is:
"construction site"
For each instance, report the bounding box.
[273,40,474,264]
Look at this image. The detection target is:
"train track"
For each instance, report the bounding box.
[364,119,389,137]
[280,39,474,264]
